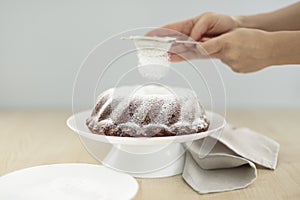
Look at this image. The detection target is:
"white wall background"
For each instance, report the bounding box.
[0,0,299,109]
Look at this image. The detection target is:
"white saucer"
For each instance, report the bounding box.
[0,164,138,200]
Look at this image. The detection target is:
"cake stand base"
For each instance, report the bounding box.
[102,143,186,178]
[67,110,226,179]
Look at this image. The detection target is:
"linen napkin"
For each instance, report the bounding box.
[182,124,280,194]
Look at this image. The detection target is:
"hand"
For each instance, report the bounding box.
[147,13,275,73]
[146,12,240,62]
[200,28,275,73]
[147,12,239,41]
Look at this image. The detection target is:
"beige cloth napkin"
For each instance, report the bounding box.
[182,124,280,194]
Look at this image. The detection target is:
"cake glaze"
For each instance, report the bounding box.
[86,85,209,137]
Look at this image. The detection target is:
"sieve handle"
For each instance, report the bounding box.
[121,36,199,45]
[175,40,199,45]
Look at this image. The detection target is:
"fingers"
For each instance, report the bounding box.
[162,18,195,36]
[190,12,218,41]
[146,27,179,37]
[190,17,210,41]
[169,45,210,62]
[200,37,212,42]
[146,18,195,38]
[169,35,225,62]
[169,52,201,62]
[169,54,185,62]
[197,37,224,56]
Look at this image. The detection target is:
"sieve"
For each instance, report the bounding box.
[121,36,199,45]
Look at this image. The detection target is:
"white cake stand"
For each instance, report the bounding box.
[67,110,225,178]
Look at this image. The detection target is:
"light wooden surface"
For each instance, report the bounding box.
[0,109,300,199]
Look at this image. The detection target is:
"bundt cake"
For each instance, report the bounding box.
[86,85,209,137]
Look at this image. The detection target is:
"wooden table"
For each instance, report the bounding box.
[0,109,299,199]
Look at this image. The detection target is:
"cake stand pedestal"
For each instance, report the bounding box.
[67,110,225,178]
[103,143,185,178]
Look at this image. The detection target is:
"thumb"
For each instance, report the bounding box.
[196,37,223,56]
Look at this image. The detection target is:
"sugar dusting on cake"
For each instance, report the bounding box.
[87,85,209,137]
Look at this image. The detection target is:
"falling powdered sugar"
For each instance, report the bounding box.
[133,37,173,80]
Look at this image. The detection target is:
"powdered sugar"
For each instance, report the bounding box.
[133,37,173,80]
[87,85,209,136]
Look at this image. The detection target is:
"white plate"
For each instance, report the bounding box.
[67,110,226,146]
[0,164,138,200]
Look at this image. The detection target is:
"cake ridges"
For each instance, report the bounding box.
[87,85,209,137]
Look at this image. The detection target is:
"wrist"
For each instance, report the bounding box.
[268,31,300,66]
[235,14,270,30]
